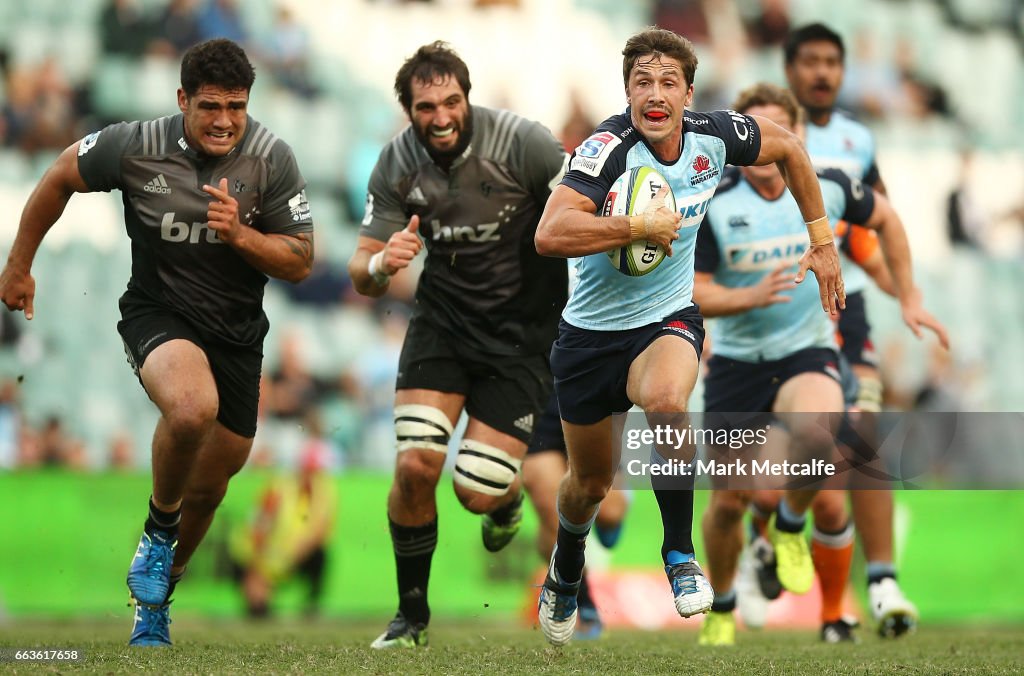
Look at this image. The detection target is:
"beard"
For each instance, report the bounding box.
[415,107,474,166]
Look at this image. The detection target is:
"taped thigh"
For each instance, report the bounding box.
[454,439,523,496]
[394,404,453,454]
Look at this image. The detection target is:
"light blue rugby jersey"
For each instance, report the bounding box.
[804,110,881,294]
[695,166,875,362]
[560,109,761,330]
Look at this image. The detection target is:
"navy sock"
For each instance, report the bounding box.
[390,518,437,626]
[553,510,594,585]
[650,449,696,562]
[775,498,806,534]
[711,588,736,613]
[866,561,897,586]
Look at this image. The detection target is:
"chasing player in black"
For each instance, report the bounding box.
[0,39,314,646]
[347,41,567,648]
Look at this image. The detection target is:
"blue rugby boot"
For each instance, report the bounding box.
[666,554,714,618]
[129,600,172,647]
[126,530,177,606]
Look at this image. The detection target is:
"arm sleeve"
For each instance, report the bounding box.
[76,122,138,192]
[820,168,876,225]
[690,110,762,166]
[863,161,881,188]
[694,217,722,273]
[514,121,567,203]
[560,120,631,211]
[258,141,314,235]
[358,150,409,243]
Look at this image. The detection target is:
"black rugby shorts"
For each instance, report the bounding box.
[396,316,551,443]
[117,295,263,438]
[837,291,877,368]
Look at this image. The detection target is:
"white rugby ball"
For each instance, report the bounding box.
[603,166,676,276]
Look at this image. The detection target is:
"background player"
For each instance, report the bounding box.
[347,41,568,649]
[695,83,947,646]
[533,26,844,646]
[0,39,315,646]
[782,22,923,637]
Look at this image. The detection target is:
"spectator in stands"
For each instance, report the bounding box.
[1,59,78,153]
[150,0,203,58]
[99,0,156,58]
[946,148,988,250]
[197,0,248,45]
[261,5,318,99]
[745,0,791,47]
[0,379,24,469]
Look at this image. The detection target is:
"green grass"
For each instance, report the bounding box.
[1,619,1021,674]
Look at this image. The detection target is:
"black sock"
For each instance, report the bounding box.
[165,569,185,603]
[577,571,595,609]
[650,449,696,562]
[866,562,898,586]
[711,589,736,613]
[554,510,593,586]
[488,490,523,526]
[390,518,437,626]
[775,498,806,534]
[145,497,181,537]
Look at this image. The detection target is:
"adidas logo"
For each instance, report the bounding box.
[513,413,534,434]
[144,174,172,195]
[405,186,427,205]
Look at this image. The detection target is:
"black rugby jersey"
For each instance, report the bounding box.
[77,114,313,347]
[360,106,567,357]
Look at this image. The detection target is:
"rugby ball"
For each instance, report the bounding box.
[603,166,676,276]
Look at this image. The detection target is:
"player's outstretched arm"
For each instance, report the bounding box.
[347,215,422,298]
[693,266,795,318]
[0,141,90,320]
[860,192,950,349]
[203,178,313,284]
[535,184,680,258]
[751,114,845,315]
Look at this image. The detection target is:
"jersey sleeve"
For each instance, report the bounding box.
[819,167,875,226]
[690,110,762,166]
[560,117,631,211]
[863,160,881,188]
[694,217,722,273]
[513,120,567,203]
[358,146,410,242]
[76,122,138,192]
[258,141,314,236]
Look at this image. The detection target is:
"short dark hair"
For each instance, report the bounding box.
[394,41,472,112]
[784,23,845,65]
[180,39,255,97]
[731,82,803,127]
[622,27,698,89]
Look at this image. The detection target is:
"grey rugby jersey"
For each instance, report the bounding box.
[360,106,567,357]
[77,114,314,347]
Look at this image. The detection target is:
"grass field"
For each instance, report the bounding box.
[1,619,1021,674]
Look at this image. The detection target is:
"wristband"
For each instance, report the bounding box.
[805,215,833,246]
[368,251,390,286]
[628,215,646,241]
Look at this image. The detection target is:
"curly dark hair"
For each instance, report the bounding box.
[180,39,256,96]
[394,41,471,112]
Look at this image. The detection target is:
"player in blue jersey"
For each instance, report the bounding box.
[694,83,947,646]
[532,27,845,646]
[781,22,926,638]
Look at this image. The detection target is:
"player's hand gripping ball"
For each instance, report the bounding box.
[603,166,676,276]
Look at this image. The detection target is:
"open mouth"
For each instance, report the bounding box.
[206,130,233,142]
[644,110,670,123]
[431,126,455,138]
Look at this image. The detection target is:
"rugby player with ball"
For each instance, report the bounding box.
[533,25,845,646]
